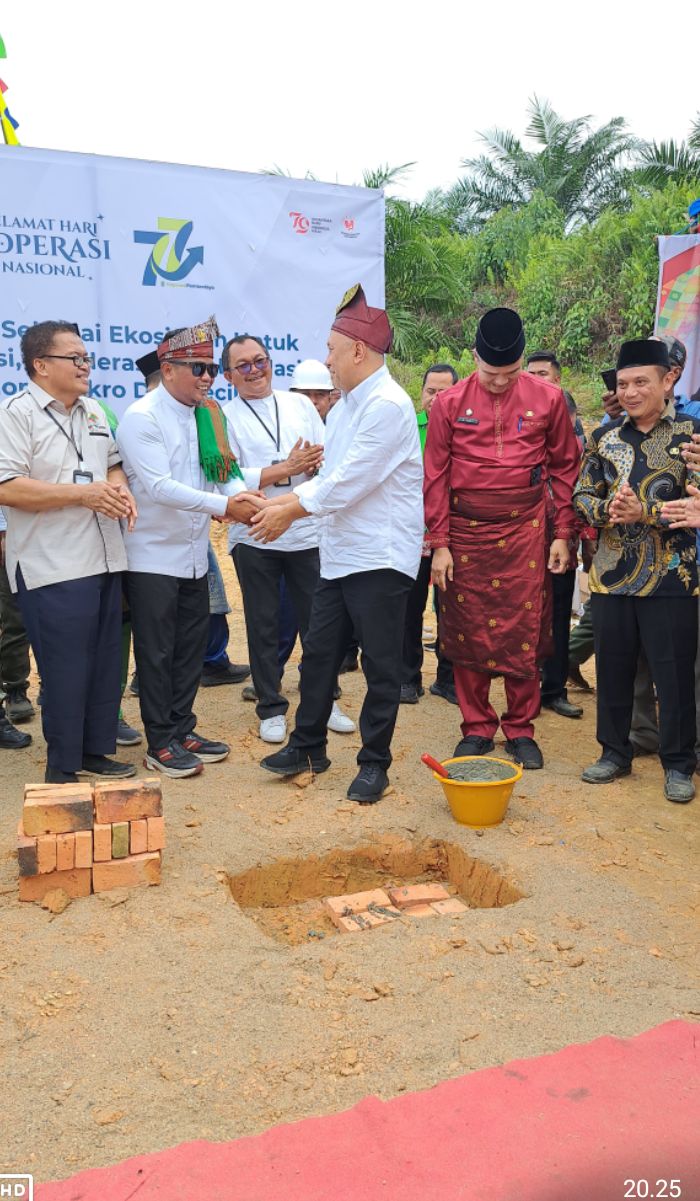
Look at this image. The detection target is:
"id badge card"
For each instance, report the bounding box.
[73,469,94,485]
[272,458,291,488]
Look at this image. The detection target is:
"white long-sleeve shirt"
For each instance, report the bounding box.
[223,389,325,553]
[294,365,424,581]
[117,384,246,577]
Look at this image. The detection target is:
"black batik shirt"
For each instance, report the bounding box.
[573,404,700,597]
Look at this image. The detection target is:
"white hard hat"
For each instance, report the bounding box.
[291,359,333,391]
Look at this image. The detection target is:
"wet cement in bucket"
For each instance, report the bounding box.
[446,761,517,782]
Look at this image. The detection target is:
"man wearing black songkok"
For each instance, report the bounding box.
[574,338,700,803]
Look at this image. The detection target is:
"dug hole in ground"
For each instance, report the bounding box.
[0,527,697,1182]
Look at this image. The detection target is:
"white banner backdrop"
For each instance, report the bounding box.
[0,147,385,412]
[656,234,700,399]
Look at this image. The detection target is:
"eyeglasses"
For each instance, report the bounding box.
[170,362,219,379]
[41,354,93,368]
[231,356,270,376]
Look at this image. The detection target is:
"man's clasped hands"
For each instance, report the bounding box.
[216,437,323,540]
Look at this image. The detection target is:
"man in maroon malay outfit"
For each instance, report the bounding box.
[423,308,581,770]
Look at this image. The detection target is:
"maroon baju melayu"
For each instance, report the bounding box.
[423,371,580,739]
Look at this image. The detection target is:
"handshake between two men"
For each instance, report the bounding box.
[217,435,324,536]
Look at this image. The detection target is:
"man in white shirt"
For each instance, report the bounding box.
[223,336,354,743]
[0,320,137,783]
[253,285,424,803]
[118,318,261,779]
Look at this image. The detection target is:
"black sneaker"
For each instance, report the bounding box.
[200,662,251,687]
[347,765,389,804]
[400,683,424,704]
[128,671,139,697]
[505,737,544,770]
[79,754,137,778]
[338,654,359,674]
[181,732,230,763]
[6,689,35,723]
[261,745,331,777]
[241,684,258,702]
[453,735,495,757]
[45,766,79,784]
[116,718,143,746]
[0,713,32,749]
[144,741,204,778]
[429,682,458,706]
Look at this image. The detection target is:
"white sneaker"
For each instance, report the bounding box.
[327,702,356,734]
[260,715,287,743]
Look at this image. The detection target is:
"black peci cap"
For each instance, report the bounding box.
[475,307,526,367]
[616,339,671,372]
[136,350,161,379]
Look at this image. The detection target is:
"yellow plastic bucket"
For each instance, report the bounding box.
[434,756,522,828]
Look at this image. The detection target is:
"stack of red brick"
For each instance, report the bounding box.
[323,883,467,933]
[17,779,165,902]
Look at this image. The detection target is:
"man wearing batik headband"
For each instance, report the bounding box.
[251,285,424,804]
[423,307,581,772]
[575,338,700,804]
[118,316,264,780]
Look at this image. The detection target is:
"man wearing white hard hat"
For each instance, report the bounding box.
[290,360,335,422]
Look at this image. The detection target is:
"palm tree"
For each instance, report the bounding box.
[633,114,700,190]
[445,96,638,231]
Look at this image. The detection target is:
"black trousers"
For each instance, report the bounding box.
[0,558,31,695]
[591,593,697,774]
[17,569,121,772]
[232,544,320,720]
[126,572,209,751]
[402,554,453,689]
[290,568,412,769]
[541,568,576,703]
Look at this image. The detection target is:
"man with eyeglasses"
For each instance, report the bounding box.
[222,335,355,743]
[117,317,263,779]
[0,319,138,783]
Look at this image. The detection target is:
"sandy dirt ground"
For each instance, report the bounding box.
[0,541,698,1184]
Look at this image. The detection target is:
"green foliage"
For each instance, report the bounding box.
[445,96,639,231]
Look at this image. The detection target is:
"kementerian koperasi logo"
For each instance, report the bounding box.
[133,218,204,286]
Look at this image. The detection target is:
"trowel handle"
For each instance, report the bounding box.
[421,753,450,778]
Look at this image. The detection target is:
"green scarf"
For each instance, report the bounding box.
[195,398,243,484]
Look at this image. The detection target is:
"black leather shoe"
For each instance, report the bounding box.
[45,766,79,783]
[79,754,137,778]
[200,662,251,687]
[453,735,495,757]
[505,737,544,770]
[400,683,424,704]
[0,714,32,749]
[663,770,695,803]
[542,696,583,719]
[128,671,139,697]
[338,654,359,674]
[429,682,458,706]
[6,689,35,723]
[347,765,389,804]
[567,664,593,692]
[581,758,631,784]
[261,745,331,776]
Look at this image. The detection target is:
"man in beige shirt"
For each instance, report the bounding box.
[0,320,137,783]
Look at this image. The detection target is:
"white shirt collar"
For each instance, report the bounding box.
[27,379,87,414]
[159,383,197,421]
[346,364,388,410]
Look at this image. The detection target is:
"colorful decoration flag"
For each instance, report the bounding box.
[656,235,700,399]
[0,34,20,145]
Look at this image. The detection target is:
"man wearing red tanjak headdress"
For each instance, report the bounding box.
[423,308,581,771]
[249,285,424,804]
[118,316,263,779]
